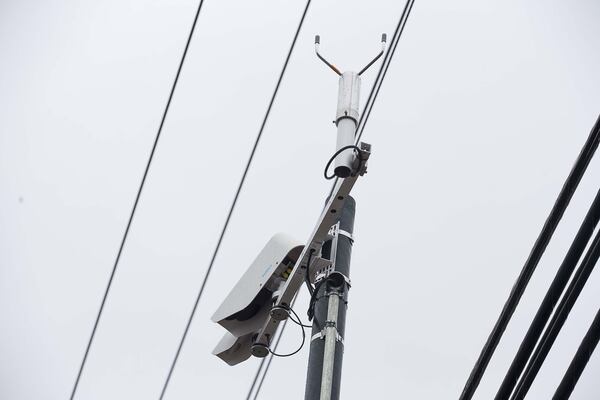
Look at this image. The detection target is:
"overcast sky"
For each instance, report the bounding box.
[2,0,600,399]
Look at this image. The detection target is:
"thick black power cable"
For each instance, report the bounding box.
[552,307,600,400]
[510,227,600,400]
[494,188,600,400]
[250,2,417,398]
[158,2,312,399]
[459,113,600,400]
[68,1,206,398]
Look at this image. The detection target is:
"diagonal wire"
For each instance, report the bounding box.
[69,1,206,398]
[355,0,415,144]
[246,358,268,400]
[246,302,297,400]
[158,1,312,398]
[510,226,600,400]
[326,0,415,202]
[459,113,600,400]
[551,306,600,400]
[250,1,417,398]
[494,187,600,400]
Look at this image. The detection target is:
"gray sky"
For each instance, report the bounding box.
[2,0,600,399]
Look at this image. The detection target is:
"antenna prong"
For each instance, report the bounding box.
[314,34,342,76]
[358,33,387,76]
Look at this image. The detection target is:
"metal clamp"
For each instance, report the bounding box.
[354,142,371,176]
[311,329,345,346]
[253,160,368,351]
[338,229,354,243]
[328,225,354,243]
[325,272,351,290]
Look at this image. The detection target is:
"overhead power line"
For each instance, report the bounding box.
[245,301,299,400]
[249,1,417,398]
[246,356,268,400]
[510,226,600,400]
[458,113,600,400]
[68,1,206,398]
[494,187,600,400]
[326,0,415,202]
[552,307,600,400]
[355,0,415,144]
[157,1,313,398]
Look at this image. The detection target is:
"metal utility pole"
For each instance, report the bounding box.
[305,197,355,400]
[304,34,385,400]
[211,33,384,399]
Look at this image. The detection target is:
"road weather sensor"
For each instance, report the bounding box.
[212,233,303,365]
[211,34,382,368]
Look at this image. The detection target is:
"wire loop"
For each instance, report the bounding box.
[268,307,308,357]
[323,145,364,180]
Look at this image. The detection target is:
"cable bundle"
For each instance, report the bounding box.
[460,113,600,400]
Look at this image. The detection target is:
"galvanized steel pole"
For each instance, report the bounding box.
[305,34,383,399]
[304,196,355,400]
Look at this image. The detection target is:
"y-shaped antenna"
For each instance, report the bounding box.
[314,34,387,76]
[314,33,385,177]
[314,35,341,75]
[359,33,387,75]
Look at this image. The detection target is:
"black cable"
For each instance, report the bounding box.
[68,2,206,399]
[323,145,363,180]
[245,357,267,400]
[459,113,600,400]
[494,188,600,400]
[245,301,303,400]
[552,307,600,400]
[158,2,312,398]
[250,353,277,400]
[305,249,316,296]
[269,307,307,357]
[354,0,415,144]
[510,227,600,400]
[308,284,327,330]
[250,0,417,396]
[308,276,331,321]
[288,307,312,328]
[325,0,415,200]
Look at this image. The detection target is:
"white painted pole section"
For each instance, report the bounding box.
[319,293,340,400]
[334,72,360,177]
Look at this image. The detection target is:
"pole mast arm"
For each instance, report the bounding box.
[251,144,370,356]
